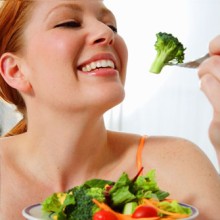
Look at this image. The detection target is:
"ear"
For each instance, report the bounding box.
[0,52,32,93]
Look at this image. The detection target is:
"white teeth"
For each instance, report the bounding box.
[107,60,114,68]
[97,61,102,68]
[91,62,96,69]
[101,60,108,67]
[81,59,115,72]
[85,64,91,71]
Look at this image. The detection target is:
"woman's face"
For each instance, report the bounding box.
[21,0,128,113]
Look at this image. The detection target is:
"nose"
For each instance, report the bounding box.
[87,21,115,46]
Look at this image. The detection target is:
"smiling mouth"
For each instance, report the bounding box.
[79,59,115,72]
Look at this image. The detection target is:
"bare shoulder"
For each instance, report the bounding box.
[142,135,219,182]
[142,136,220,219]
[144,135,211,165]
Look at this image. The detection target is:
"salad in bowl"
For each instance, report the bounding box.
[23,168,199,220]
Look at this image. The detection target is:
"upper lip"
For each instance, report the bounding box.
[78,53,118,70]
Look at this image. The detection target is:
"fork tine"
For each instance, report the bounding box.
[176,53,210,68]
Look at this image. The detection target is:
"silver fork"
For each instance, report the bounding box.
[171,53,210,68]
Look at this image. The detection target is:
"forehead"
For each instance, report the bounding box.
[32,0,114,19]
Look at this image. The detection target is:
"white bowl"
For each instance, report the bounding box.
[22,204,52,220]
[22,202,199,220]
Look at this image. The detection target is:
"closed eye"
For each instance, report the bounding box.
[54,21,81,28]
[108,25,117,33]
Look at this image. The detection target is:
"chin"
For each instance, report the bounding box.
[106,88,125,108]
[95,87,125,112]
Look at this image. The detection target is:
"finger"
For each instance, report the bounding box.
[209,35,220,55]
[198,55,220,80]
[200,74,220,113]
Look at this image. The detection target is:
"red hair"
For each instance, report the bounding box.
[0,0,34,136]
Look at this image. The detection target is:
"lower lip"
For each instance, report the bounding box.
[79,68,118,77]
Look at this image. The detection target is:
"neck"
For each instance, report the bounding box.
[22,110,114,191]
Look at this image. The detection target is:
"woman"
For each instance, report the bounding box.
[0,1,219,219]
[198,35,220,169]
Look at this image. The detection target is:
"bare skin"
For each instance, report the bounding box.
[1,130,220,219]
[0,1,220,220]
[198,35,220,168]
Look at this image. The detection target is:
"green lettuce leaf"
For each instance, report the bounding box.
[159,200,192,215]
[133,170,169,201]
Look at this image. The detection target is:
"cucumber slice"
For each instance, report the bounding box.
[123,202,138,214]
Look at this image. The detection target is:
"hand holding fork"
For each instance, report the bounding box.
[197,35,220,167]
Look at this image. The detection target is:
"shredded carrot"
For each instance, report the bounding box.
[141,199,190,219]
[92,199,160,220]
[136,136,147,175]
[93,199,191,220]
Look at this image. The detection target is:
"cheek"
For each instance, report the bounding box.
[27,33,78,75]
[40,37,74,65]
[24,36,78,96]
[115,36,128,84]
[27,31,78,68]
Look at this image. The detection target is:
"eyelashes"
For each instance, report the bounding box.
[108,25,117,33]
[54,21,117,33]
[54,21,81,28]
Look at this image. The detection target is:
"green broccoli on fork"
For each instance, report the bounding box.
[149,32,186,74]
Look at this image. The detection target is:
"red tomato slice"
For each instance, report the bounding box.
[93,210,118,220]
[132,205,158,218]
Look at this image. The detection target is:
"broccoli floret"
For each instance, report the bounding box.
[64,186,95,220]
[64,186,105,220]
[149,32,186,73]
[42,186,105,220]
